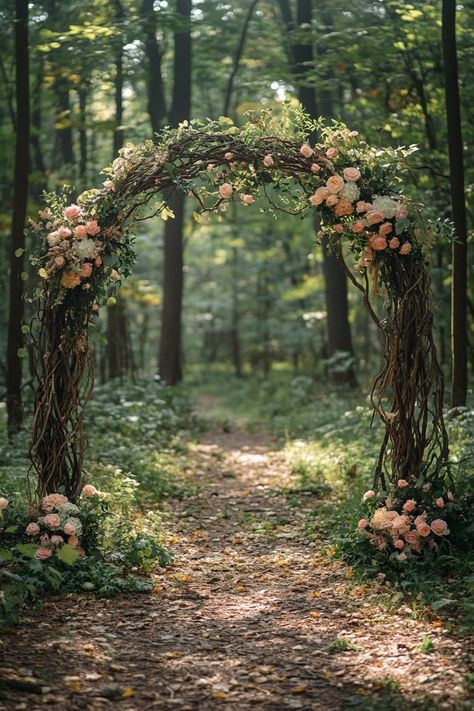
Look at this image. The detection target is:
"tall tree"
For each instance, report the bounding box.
[442,0,468,407]
[141,0,167,135]
[158,0,192,384]
[278,0,355,384]
[6,0,29,435]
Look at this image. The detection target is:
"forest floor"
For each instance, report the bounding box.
[0,399,472,710]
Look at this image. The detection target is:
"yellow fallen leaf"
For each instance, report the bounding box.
[310,612,319,619]
[291,686,307,694]
[82,644,94,652]
[310,590,320,599]
[121,688,134,698]
[236,585,246,592]
[432,620,443,627]
[213,691,227,699]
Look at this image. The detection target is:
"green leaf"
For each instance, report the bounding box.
[0,547,13,561]
[15,248,25,257]
[4,525,19,534]
[17,348,28,359]
[16,543,39,558]
[21,324,30,334]
[57,544,80,566]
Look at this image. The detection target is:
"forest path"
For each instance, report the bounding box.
[0,422,471,710]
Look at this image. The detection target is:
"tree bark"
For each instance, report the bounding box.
[142,0,167,134]
[55,76,74,166]
[158,0,191,385]
[222,0,260,117]
[442,0,468,407]
[6,0,29,436]
[78,86,88,185]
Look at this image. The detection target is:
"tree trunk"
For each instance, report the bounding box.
[78,86,88,185]
[158,0,191,385]
[30,57,47,199]
[6,0,29,436]
[55,77,74,166]
[230,245,242,377]
[113,0,125,155]
[442,0,468,407]
[141,0,167,134]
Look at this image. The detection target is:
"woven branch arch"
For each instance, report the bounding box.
[27,111,449,502]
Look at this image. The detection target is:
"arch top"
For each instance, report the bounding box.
[29,108,426,321]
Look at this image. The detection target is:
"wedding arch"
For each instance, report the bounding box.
[27,109,449,506]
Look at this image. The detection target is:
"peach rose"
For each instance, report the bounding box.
[311,163,321,173]
[397,479,409,488]
[75,225,87,240]
[35,547,53,560]
[362,490,375,501]
[224,152,233,160]
[389,237,400,249]
[219,183,233,199]
[416,522,431,537]
[64,204,81,220]
[366,210,384,225]
[391,514,409,532]
[356,201,368,214]
[435,497,444,508]
[400,242,412,255]
[334,224,344,234]
[50,535,64,546]
[58,226,72,238]
[334,198,354,217]
[371,236,387,251]
[414,513,427,527]
[396,552,407,561]
[26,522,40,535]
[44,513,61,529]
[68,535,79,548]
[241,194,255,206]
[431,519,449,536]
[343,167,361,182]
[82,484,97,497]
[300,144,314,158]
[395,206,408,219]
[95,256,103,267]
[394,539,405,550]
[326,175,345,194]
[263,154,274,167]
[326,147,338,158]
[63,522,76,535]
[357,518,368,530]
[54,256,65,268]
[404,531,419,546]
[80,263,93,279]
[309,187,330,206]
[352,220,366,233]
[42,493,68,510]
[403,499,416,513]
[86,220,100,236]
[379,222,393,236]
[0,497,9,509]
[326,195,339,207]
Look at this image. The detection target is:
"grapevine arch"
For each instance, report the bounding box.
[27,111,449,503]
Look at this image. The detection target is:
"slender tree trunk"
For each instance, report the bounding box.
[30,57,47,199]
[6,0,29,436]
[55,77,74,166]
[113,0,125,155]
[222,0,260,116]
[158,0,191,385]
[442,0,468,407]
[230,245,242,377]
[78,86,88,185]
[141,0,167,134]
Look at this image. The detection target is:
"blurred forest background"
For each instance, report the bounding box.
[0,0,472,408]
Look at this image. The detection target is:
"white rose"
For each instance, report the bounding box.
[372,195,399,219]
[341,182,360,202]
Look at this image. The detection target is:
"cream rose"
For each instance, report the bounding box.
[343,167,361,182]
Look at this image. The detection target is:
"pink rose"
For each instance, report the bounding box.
[379,222,393,236]
[416,522,431,537]
[394,539,405,550]
[86,220,100,236]
[389,237,400,249]
[58,226,72,238]
[219,183,233,199]
[81,484,97,497]
[50,535,64,546]
[396,552,407,561]
[397,479,409,488]
[326,147,338,158]
[75,225,87,240]
[54,256,65,268]
[263,154,274,167]
[35,547,53,560]
[68,535,79,548]
[64,523,76,535]
[366,210,384,225]
[372,236,387,251]
[42,493,68,511]
[26,522,40,535]
[326,175,345,193]
[356,201,367,214]
[343,167,361,182]
[311,163,321,173]
[80,263,93,279]
[402,499,416,513]
[414,513,427,527]
[404,531,419,546]
[435,497,444,508]
[395,206,408,219]
[44,513,61,529]
[309,187,330,206]
[241,194,255,206]
[357,518,368,530]
[224,152,233,160]
[334,224,344,234]
[300,144,314,158]
[0,497,9,509]
[400,242,412,255]
[362,490,375,501]
[95,256,103,267]
[385,497,393,510]
[326,195,339,207]
[431,519,449,536]
[391,515,409,532]
[64,204,81,220]
[352,220,366,233]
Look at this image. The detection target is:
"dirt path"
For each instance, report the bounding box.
[0,426,471,710]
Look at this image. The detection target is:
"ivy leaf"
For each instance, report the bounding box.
[15,248,25,257]
[17,348,28,359]
[57,544,80,566]
[16,543,39,558]
[0,547,13,562]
